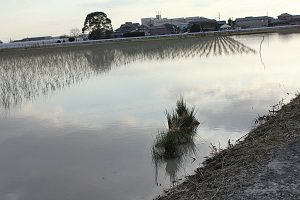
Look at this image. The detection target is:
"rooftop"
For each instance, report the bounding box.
[236,16,272,21]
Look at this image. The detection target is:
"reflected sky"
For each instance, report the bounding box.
[0,33,300,200]
[0,126,157,200]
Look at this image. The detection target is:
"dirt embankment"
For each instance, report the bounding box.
[155,93,300,200]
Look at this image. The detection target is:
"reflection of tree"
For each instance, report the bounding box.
[153,142,198,187]
[0,48,94,113]
[0,37,255,112]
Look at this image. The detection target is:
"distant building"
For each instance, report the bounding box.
[220,24,232,30]
[153,17,185,27]
[13,36,52,42]
[149,26,168,35]
[218,20,227,27]
[270,18,289,26]
[142,15,184,27]
[235,16,272,28]
[185,17,201,23]
[113,22,141,37]
[278,13,300,25]
[290,15,300,25]
[141,13,200,27]
[188,17,219,31]
[141,17,155,27]
[149,24,177,35]
[269,13,300,26]
[138,25,151,36]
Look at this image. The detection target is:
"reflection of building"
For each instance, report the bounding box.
[236,16,271,28]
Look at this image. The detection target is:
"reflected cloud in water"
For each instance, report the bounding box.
[0,36,256,113]
[0,117,161,200]
[160,81,295,133]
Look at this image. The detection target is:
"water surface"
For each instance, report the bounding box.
[0,33,299,200]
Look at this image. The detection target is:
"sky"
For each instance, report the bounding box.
[1,0,300,43]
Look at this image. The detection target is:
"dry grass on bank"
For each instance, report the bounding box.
[156,93,300,200]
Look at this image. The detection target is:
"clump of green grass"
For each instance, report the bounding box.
[166,96,199,145]
[152,96,200,160]
[167,96,200,131]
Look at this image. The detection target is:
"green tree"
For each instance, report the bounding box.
[82,11,113,40]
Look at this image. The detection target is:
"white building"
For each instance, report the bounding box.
[154,17,185,26]
[141,14,199,27]
[141,18,155,27]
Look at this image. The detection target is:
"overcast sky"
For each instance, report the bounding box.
[1,0,300,42]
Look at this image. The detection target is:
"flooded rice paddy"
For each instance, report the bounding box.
[0,33,300,200]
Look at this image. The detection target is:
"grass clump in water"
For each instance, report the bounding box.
[152,96,200,160]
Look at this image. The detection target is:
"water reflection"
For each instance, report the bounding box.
[153,142,198,187]
[0,49,94,113]
[1,33,299,200]
[0,37,256,113]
